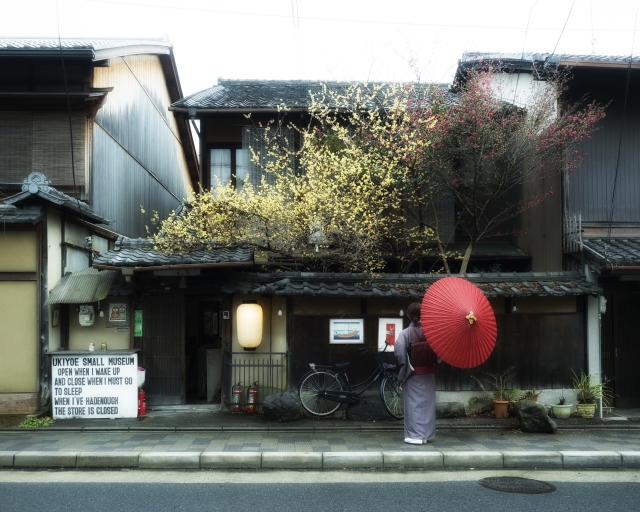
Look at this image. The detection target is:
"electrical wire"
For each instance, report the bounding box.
[607,11,638,242]
[547,0,575,61]
[84,0,635,33]
[56,0,86,226]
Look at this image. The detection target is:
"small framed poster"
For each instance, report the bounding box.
[377,318,403,351]
[106,301,129,327]
[51,307,60,328]
[329,318,364,344]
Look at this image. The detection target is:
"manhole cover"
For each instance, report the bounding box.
[479,477,556,494]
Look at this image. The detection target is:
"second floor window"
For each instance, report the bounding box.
[209,147,250,192]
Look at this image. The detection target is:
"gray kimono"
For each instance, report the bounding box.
[394,320,436,441]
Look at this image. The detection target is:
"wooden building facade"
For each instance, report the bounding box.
[0,38,199,414]
[460,52,640,407]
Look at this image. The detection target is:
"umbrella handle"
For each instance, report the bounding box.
[466,311,477,324]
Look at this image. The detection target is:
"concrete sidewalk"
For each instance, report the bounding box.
[1,411,640,471]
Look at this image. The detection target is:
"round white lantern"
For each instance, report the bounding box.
[237,303,263,350]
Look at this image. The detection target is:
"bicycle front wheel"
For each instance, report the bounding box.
[380,374,404,419]
[298,370,343,416]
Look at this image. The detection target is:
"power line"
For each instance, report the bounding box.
[56,0,85,225]
[607,10,638,242]
[548,0,575,59]
[85,0,638,33]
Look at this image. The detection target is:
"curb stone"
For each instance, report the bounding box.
[14,451,77,468]
[323,452,384,469]
[502,451,563,468]
[77,452,140,468]
[201,452,262,469]
[0,450,637,470]
[443,451,503,468]
[0,451,16,467]
[138,452,200,469]
[262,452,322,469]
[383,451,443,468]
[560,451,621,468]
[618,451,640,468]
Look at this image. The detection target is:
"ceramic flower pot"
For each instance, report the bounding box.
[552,404,572,419]
[576,402,597,419]
[492,399,510,419]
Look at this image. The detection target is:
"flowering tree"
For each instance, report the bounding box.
[418,67,606,273]
[150,83,441,274]
[150,69,604,275]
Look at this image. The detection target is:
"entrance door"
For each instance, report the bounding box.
[142,296,185,405]
[613,297,640,407]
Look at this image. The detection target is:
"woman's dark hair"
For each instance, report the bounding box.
[407,302,421,323]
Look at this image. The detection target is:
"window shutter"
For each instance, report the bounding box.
[0,111,86,187]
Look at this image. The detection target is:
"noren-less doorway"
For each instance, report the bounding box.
[185,297,223,404]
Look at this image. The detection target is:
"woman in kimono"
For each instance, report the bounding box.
[394,302,436,444]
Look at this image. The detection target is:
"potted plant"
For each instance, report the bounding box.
[472,366,519,419]
[517,389,539,402]
[552,394,572,419]
[571,370,614,419]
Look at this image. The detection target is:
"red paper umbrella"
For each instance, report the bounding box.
[421,277,497,369]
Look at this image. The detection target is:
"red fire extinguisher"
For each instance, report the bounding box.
[231,382,243,413]
[138,388,146,417]
[246,381,258,413]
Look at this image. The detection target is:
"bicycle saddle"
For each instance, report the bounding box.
[334,362,350,369]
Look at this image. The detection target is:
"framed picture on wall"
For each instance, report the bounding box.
[377,318,403,351]
[51,307,60,328]
[106,301,129,327]
[329,318,364,344]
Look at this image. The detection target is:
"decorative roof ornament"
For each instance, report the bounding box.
[22,172,51,195]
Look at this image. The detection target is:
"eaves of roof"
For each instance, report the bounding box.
[220,271,601,299]
[3,172,110,225]
[0,38,171,61]
[0,204,43,224]
[171,79,455,112]
[582,238,640,271]
[93,236,254,270]
[458,51,640,73]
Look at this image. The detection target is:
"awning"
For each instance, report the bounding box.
[44,268,117,306]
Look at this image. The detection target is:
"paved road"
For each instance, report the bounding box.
[1,470,639,512]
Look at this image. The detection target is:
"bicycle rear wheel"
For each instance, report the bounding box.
[380,374,404,419]
[298,370,343,416]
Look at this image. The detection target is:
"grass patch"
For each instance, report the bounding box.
[19,416,54,428]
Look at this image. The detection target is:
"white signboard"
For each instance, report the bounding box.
[51,353,138,419]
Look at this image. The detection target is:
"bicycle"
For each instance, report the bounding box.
[297,344,404,419]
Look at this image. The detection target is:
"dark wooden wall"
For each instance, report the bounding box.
[290,312,584,391]
[567,68,640,224]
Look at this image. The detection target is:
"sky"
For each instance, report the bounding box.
[2,0,639,98]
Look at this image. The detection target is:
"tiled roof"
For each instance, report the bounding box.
[0,204,43,224]
[93,236,254,268]
[0,38,171,60]
[171,79,454,111]
[431,243,529,260]
[2,172,109,224]
[221,271,601,298]
[582,238,640,269]
[459,52,640,70]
